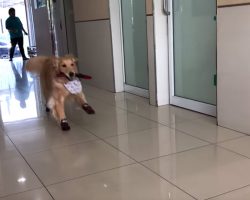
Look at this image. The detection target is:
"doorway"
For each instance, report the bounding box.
[0,0,39,122]
[120,0,149,98]
[0,0,30,60]
[168,0,217,116]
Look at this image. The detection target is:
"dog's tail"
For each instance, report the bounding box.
[25,56,50,74]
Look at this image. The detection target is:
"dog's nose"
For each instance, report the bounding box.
[69,72,75,77]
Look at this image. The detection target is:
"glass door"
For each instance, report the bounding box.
[121,0,149,97]
[168,0,217,116]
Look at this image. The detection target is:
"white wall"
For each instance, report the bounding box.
[217,5,250,134]
[73,0,115,92]
[73,0,109,22]
[75,20,114,91]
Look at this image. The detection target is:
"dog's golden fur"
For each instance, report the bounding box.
[26,55,94,130]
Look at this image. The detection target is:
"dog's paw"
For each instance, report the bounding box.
[60,119,71,131]
[82,103,95,114]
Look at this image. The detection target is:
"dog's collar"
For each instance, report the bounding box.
[64,79,82,94]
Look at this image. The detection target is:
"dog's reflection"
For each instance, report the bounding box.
[11,61,32,108]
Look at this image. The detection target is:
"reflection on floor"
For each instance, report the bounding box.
[0,58,42,123]
[0,58,249,200]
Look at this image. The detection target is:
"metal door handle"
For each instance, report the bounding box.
[163,0,171,15]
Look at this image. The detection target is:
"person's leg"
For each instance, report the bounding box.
[17,37,28,60]
[9,38,18,61]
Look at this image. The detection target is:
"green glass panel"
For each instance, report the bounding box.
[173,0,217,105]
[121,0,149,89]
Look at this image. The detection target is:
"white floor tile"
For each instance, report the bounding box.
[175,118,244,143]
[219,136,250,158]
[0,136,20,160]
[3,118,55,135]
[75,112,161,138]
[209,186,250,200]
[0,157,42,197]
[116,97,207,126]
[143,145,250,199]
[48,164,196,200]
[8,123,97,155]
[105,126,208,161]
[0,188,53,200]
[24,140,135,185]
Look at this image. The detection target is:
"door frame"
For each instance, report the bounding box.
[167,0,216,116]
[119,0,149,98]
[109,0,170,106]
[24,0,36,46]
[109,0,154,101]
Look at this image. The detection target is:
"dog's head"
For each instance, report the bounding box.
[54,55,78,81]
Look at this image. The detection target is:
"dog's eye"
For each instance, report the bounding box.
[71,63,74,66]
[62,64,66,68]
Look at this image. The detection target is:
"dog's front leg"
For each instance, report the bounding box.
[75,92,95,114]
[54,97,70,131]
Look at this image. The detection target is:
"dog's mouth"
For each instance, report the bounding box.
[57,72,76,81]
[63,72,75,81]
[68,72,76,80]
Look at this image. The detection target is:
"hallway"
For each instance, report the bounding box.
[0,60,250,200]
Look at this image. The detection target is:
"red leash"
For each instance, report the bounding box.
[76,73,92,80]
[56,72,92,80]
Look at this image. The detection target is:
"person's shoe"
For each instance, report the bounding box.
[23,57,29,61]
[9,58,13,61]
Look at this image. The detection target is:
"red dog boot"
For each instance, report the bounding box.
[82,103,95,114]
[60,119,71,131]
[45,106,50,112]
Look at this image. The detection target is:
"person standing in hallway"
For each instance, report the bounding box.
[5,8,29,61]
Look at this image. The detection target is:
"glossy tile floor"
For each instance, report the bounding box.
[0,58,249,200]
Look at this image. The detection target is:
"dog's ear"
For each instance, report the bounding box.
[65,54,78,64]
[71,56,78,64]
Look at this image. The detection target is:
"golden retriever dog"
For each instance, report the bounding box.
[26,55,95,131]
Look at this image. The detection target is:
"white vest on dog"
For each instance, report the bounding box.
[64,80,82,94]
